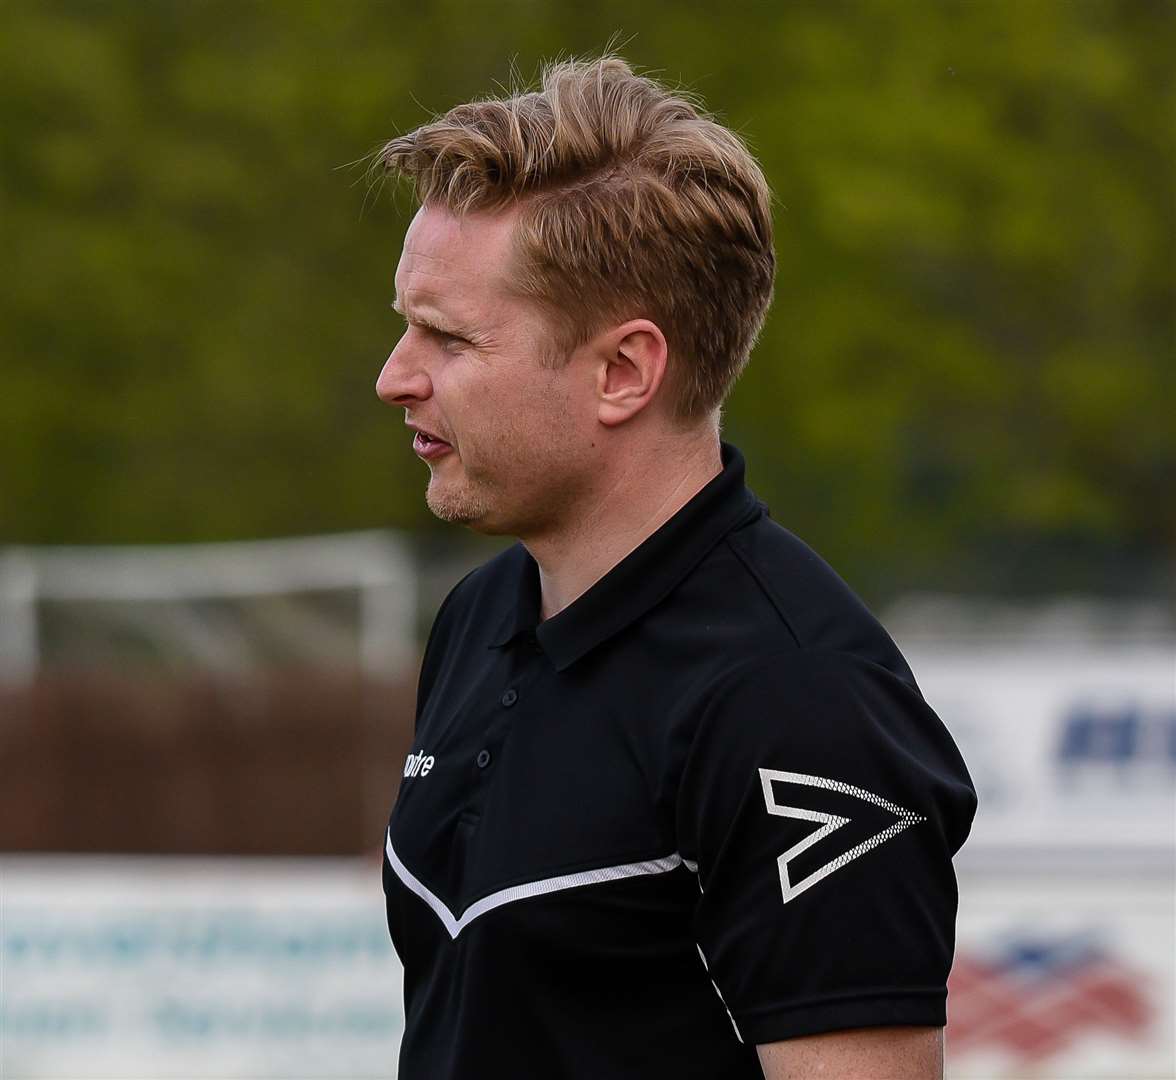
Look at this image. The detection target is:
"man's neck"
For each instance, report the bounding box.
[524,434,723,621]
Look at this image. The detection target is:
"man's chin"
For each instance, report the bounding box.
[425,483,495,530]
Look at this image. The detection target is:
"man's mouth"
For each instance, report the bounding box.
[414,431,453,459]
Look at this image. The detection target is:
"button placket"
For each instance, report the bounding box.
[470,651,538,780]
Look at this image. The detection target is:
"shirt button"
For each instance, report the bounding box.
[476,749,492,769]
[501,688,518,707]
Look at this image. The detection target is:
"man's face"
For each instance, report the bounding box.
[376,204,598,536]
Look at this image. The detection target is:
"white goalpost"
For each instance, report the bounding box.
[0,531,417,684]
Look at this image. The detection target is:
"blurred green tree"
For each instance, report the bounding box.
[2,0,1172,602]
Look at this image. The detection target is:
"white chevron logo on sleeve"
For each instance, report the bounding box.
[758,768,925,906]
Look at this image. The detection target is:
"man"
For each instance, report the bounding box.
[375,55,976,1079]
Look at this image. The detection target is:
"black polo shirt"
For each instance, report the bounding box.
[382,441,976,1079]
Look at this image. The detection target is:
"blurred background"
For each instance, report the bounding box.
[1,1,1173,1077]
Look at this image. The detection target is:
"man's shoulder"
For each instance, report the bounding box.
[442,541,526,608]
[414,543,526,703]
[701,511,915,685]
[427,541,527,638]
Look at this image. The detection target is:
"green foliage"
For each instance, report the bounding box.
[2,0,1172,600]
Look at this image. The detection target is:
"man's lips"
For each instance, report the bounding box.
[413,430,453,460]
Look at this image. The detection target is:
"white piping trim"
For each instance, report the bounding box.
[696,943,743,1044]
[385,829,688,940]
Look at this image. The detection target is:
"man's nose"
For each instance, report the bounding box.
[376,334,432,406]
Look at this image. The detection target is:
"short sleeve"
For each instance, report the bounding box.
[676,648,977,1045]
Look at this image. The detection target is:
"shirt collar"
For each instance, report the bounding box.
[488,441,764,671]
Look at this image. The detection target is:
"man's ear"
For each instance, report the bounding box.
[594,319,669,427]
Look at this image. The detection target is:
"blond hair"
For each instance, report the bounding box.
[379,55,775,423]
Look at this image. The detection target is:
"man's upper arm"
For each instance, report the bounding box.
[756,1026,943,1079]
[676,648,976,1046]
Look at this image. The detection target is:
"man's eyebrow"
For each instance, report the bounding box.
[391,295,480,339]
